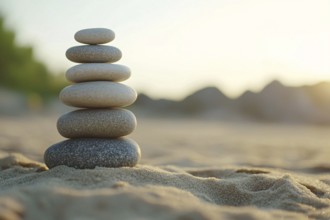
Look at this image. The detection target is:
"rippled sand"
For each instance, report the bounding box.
[1,116,330,219]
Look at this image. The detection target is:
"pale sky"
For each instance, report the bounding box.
[0,0,329,100]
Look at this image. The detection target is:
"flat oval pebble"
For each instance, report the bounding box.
[59,81,137,108]
[66,45,122,63]
[74,28,115,44]
[44,138,141,169]
[57,109,136,138]
[66,63,131,82]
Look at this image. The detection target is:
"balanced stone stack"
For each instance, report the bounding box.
[44,28,141,169]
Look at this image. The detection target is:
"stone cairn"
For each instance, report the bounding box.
[44,28,141,169]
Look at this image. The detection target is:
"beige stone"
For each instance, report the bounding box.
[74,28,115,44]
[66,45,122,63]
[59,81,137,108]
[57,108,136,138]
[66,64,131,82]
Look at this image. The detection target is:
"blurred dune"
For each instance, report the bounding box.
[132,80,330,124]
[236,80,330,124]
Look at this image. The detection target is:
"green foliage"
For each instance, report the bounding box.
[0,16,67,100]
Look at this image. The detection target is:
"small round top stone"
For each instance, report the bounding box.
[74,28,115,44]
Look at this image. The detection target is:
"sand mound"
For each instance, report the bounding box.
[1,154,329,220]
[0,153,47,171]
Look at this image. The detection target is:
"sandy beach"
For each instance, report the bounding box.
[0,115,330,219]
[1,0,330,219]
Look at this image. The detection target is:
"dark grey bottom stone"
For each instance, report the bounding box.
[44,138,141,169]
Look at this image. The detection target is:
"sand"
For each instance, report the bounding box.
[1,116,330,219]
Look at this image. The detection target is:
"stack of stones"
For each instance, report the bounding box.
[44,28,141,169]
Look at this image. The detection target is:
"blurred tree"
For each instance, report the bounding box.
[0,16,67,101]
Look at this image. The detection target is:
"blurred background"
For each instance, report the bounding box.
[0,0,329,123]
[0,0,330,167]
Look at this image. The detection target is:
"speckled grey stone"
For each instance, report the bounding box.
[66,45,122,63]
[66,63,131,83]
[59,81,137,108]
[57,109,137,138]
[44,138,141,169]
[74,28,115,44]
